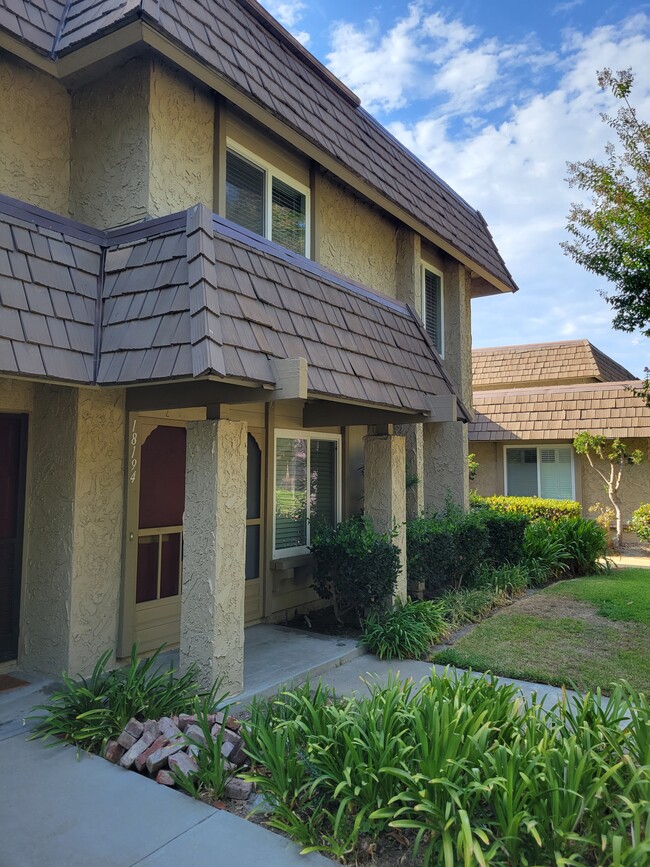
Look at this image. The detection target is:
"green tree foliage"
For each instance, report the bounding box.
[573,431,644,547]
[563,68,650,336]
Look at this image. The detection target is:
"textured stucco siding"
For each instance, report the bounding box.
[0,377,33,413]
[20,385,77,674]
[68,389,125,673]
[0,55,70,215]
[469,441,501,497]
[364,433,407,599]
[19,385,126,675]
[318,174,397,297]
[181,419,247,692]
[579,438,649,524]
[70,58,149,228]
[148,60,214,216]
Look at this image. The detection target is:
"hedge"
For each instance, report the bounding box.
[470,492,581,520]
[631,503,650,542]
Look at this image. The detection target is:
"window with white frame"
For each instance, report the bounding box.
[273,431,341,557]
[505,446,574,500]
[225,143,310,256]
[421,264,443,355]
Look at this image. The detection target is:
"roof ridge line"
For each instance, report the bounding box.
[50,0,74,57]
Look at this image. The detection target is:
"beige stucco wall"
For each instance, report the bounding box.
[318,174,397,297]
[20,385,77,674]
[148,59,214,216]
[68,388,125,673]
[181,419,247,693]
[469,441,502,497]
[0,377,33,413]
[0,54,70,215]
[19,385,126,676]
[71,58,150,227]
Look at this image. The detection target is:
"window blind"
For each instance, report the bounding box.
[506,448,538,496]
[226,151,265,236]
[310,439,336,531]
[423,268,442,352]
[271,177,306,255]
[539,448,573,499]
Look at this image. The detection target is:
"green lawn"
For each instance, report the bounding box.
[433,568,650,693]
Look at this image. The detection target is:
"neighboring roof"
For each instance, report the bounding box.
[469,381,650,442]
[473,340,637,391]
[0,195,464,418]
[0,0,517,296]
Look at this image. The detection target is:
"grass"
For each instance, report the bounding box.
[546,566,650,624]
[433,568,650,693]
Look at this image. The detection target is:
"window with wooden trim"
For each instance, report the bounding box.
[273,430,341,557]
[505,445,574,499]
[225,144,310,256]
[421,264,443,354]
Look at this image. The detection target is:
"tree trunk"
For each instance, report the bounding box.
[609,488,623,548]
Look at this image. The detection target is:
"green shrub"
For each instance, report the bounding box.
[406,511,488,592]
[476,509,530,566]
[29,645,222,754]
[360,599,447,660]
[523,516,608,582]
[243,672,650,866]
[471,492,581,520]
[310,516,400,622]
[631,503,650,541]
[472,562,530,595]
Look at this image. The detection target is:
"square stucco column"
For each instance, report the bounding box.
[363,433,407,601]
[180,419,247,694]
[20,385,125,677]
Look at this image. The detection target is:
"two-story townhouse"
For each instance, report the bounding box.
[0,0,517,691]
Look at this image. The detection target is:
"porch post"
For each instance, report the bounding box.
[180,419,247,693]
[363,431,407,602]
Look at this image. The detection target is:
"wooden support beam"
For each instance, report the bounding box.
[125,380,273,412]
[303,400,427,429]
[270,357,308,401]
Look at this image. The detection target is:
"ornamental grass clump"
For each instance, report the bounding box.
[359,599,447,660]
[29,644,215,754]
[243,671,650,866]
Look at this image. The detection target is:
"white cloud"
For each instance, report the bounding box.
[262,1,310,45]
[326,2,555,114]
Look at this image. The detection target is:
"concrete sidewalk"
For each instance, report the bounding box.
[0,729,333,867]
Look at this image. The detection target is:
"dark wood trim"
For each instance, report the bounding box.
[303,400,427,429]
[125,379,274,412]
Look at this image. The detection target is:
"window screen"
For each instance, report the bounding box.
[272,177,306,255]
[423,268,442,352]
[274,437,308,551]
[226,151,265,236]
[506,448,538,496]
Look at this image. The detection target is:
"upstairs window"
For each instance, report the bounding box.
[505,446,574,499]
[422,265,443,355]
[226,145,309,256]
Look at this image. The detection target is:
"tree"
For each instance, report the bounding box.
[573,431,644,547]
[562,69,650,336]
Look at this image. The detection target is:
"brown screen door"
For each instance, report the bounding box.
[0,414,27,662]
[133,422,186,652]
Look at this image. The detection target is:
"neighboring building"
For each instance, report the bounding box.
[470,340,649,522]
[0,0,516,689]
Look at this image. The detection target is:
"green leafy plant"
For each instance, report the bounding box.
[476,509,530,567]
[172,693,233,801]
[470,492,581,520]
[360,599,447,660]
[631,503,650,542]
[310,516,400,622]
[29,645,212,754]
[406,510,489,592]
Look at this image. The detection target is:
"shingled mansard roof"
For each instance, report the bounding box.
[469,340,647,442]
[0,0,517,296]
[0,196,466,418]
[472,340,636,391]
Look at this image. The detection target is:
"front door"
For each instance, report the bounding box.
[0,414,27,662]
[133,421,186,653]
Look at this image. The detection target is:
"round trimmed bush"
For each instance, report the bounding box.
[631,503,650,542]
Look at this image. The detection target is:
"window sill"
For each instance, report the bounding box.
[271,553,312,570]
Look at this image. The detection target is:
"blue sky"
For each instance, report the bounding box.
[262,0,649,377]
